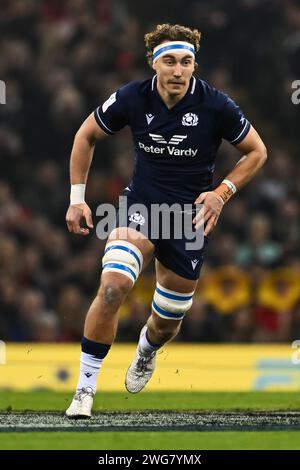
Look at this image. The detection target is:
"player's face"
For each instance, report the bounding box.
[153,52,195,97]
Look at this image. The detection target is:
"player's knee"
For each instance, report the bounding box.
[102,240,143,285]
[151,282,195,321]
[99,278,131,309]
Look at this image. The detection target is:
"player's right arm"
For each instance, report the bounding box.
[66,113,108,236]
[66,84,131,235]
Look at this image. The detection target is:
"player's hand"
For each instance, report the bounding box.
[66,202,94,236]
[193,191,224,235]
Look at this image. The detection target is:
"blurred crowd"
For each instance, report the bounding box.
[0,0,300,343]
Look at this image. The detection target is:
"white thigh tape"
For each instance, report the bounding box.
[102,240,143,284]
[152,282,194,320]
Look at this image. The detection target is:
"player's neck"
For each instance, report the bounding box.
[157,81,189,109]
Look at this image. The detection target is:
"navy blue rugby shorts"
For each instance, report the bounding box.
[113,187,209,281]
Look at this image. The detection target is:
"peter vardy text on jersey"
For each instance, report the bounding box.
[139,142,198,157]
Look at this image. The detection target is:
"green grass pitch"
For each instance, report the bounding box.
[0,391,300,450]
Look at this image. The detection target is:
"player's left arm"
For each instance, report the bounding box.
[194,125,267,235]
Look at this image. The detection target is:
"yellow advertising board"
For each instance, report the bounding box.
[0,343,299,391]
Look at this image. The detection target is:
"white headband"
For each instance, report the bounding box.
[152,41,195,63]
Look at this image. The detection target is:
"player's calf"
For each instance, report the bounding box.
[125,282,195,393]
[66,240,144,418]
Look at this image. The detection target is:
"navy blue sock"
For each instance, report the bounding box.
[81,336,111,359]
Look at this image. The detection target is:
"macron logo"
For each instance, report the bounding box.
[191,259,199,270]
[146,114,155,125]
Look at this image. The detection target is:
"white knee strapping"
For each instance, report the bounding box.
[102,240,143,284]
[152,282,194,320]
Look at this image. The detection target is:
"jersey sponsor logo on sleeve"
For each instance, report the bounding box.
[182,113,198,126]
[102,92,117,113]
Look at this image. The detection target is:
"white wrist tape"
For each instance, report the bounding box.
[222,179,237,194]
[70,184,86,205]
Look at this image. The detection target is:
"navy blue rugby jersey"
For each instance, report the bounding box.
[94,75,251,204]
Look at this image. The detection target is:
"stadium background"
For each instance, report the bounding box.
[1,0,300,396]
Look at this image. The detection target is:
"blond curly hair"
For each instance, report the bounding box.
[144,23,201,67]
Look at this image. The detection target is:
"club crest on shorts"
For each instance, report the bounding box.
[182,113,198,126]
[129,212,146,226]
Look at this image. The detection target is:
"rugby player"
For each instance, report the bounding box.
[65,24,267,418]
